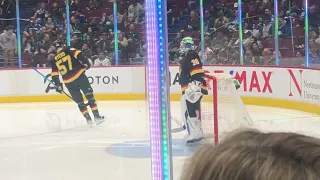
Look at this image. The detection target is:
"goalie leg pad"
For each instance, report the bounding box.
[186,98,201,118]
[180,95,188,128]
[185,117,203,143]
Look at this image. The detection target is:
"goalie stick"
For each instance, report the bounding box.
[33,68,89,106]
[171,116,186,133]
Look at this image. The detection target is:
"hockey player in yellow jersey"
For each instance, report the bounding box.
[50,40,104,125]
[178,37,208,144]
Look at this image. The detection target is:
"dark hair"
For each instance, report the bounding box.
[6,25,14,30]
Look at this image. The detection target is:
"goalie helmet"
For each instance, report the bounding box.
[180,37,194,52]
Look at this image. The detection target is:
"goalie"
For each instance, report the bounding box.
[178,37,208,144]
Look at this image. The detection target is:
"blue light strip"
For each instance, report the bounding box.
[238,0,244,64]
[15,0,21,68]
[199,0,205,64]
[157,0,173,179]
[113,1,119,65]
[66,0,71,46]
[274,0,279,65]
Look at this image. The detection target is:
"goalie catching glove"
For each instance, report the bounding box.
[184,81,203,103]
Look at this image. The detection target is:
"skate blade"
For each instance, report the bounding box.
[95,120,104,125]
[186,138,203,145]
[95,117,105,125]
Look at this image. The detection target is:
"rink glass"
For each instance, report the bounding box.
[6,0,318,68]
[0,0,319,180]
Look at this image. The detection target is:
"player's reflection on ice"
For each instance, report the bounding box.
[45,112,121,131]
[106,139,201,158]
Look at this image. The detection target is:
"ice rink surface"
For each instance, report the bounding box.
[0,101,319,180]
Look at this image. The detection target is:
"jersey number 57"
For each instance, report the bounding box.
[56,55,73,75]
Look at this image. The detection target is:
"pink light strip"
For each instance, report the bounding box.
[145,0,163,179]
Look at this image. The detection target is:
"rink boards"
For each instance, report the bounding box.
[0,65,319,114]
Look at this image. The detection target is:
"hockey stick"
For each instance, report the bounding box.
[32,68,89,105]
[171,116,186,133]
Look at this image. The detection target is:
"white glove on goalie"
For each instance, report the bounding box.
[184,81,203,103]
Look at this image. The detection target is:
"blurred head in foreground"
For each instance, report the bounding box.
[181,130,320,180]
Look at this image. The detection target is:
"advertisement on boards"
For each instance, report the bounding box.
[27,67,133,95]
[287,68,320,104]
[169,66,277,98]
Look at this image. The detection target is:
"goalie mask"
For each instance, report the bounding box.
[179,37,196,54]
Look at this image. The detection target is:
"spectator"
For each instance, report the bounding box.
[251,42,263,57]
[243,31,254,49]
[45,17,55,31]
[211,29,228,49]
[96,32,111,54]
[263,8,273,22]
[84,35,94,50]
[181,130,320,180]
[70,0,81,11]
[94,52,111,66]
[35,2,47,19]
[83,27,95,41]
[49,2,62,22]
[23,17,41,45]
[0,25,16,68]
[86,0,98,11]
[128,0,144,23]
[34,33,52,56]
[82,43,93,60]
[71,34,82,49]
[70,16,82,33]
[214,10,229,30]
[204,10,214,33]
[111,31,128,64]
[118,0,129,14]
[260,18,273,39]
[185,10,200,31]
[126,23,140,43]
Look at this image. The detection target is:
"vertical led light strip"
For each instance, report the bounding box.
[145,0,163,179]
[274,0,279,65]
[199,0,205,64]
[158,0,173,179]
[289,1,295,54]
[66,0,71,46]
[238,0,243,64]
[113,1,119,65]
[304,0,309,67]
[15,0,21,68]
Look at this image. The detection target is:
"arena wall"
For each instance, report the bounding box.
[0,65,319,115]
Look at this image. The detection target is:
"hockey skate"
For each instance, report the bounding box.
[94,115,105,125]
[86,119,93,126]
[185,117,203,145]
[84,114,93,126]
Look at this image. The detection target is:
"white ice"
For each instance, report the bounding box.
[0,101,319,180]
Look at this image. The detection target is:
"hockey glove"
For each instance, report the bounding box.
[55,83,63,94]
[184,81,203,103]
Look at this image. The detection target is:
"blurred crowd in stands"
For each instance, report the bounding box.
[169,0,320,66]
[0,0,319,68]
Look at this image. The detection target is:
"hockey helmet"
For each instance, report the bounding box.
[180,37,194,51]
